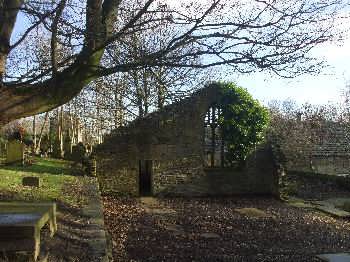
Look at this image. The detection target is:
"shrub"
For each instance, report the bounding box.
[217,82,270,165]
[3,122,26,141]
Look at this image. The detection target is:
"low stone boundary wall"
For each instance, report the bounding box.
[82,178,110,262]
[289,171,350,191]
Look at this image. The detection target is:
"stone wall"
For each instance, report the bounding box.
[156,144,281,197]
[285,123,350,175]
[95,85,280,197]
[311,155,350,175]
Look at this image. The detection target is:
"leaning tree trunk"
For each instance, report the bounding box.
[58,106,64,158]
[33,115,37,153]
[36,112,49,153]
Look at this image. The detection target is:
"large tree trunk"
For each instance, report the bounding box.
[142,69,150,115]
[0,0,121,125]
[0,54,103,125]
[0,0,23,82]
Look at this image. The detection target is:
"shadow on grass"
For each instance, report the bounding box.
[0,157,85,176]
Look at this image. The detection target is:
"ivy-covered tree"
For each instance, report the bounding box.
[218,82,269,165]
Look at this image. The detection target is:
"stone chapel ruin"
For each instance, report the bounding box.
[95,83,281,196]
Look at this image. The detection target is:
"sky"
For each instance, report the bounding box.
[232,39,350,106]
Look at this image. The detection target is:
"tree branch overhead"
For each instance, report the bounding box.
[0,0,347,124]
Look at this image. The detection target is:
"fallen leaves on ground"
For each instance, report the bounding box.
[103,196,350,262]
[103,196,144,261]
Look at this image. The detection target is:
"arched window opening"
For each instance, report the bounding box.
[204,105,226,167]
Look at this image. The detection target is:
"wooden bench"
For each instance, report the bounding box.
[0,202,57,261]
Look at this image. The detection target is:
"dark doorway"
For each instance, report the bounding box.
[139,160,152,196]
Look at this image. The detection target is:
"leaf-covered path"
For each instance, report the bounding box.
[103,196,350,262]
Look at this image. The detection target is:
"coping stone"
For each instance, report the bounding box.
[315,205,350,218]
[316,253,350,262]
[82,178,109,262]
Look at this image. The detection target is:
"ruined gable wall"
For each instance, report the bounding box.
[96,87,222,195]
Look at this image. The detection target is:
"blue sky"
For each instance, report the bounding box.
[233,35,350,106]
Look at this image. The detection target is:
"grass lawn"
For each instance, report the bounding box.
[0,157,87,207]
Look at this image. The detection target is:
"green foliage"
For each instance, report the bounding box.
[217,82,269,165]
[22,132,33,146]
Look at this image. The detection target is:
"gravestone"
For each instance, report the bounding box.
[6,140,24,165]
[22,177,41,187]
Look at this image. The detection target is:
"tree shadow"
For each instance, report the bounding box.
[1,158,81,176]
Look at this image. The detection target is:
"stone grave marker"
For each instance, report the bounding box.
[6,140,24,165]
[22,177,41,187]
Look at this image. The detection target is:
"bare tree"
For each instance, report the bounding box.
[268,99,343,171]
[0,0,347,125]
[35,112,49,153]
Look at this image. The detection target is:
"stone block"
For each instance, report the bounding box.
[6,140,24,164]
[315,205,350,218]
[22,177,41,187]
[235,208,275,218]
[0,202,57,261]
[316,253,350,262]
[200,232,220,239]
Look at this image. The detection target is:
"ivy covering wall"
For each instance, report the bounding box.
[218,82,270,165]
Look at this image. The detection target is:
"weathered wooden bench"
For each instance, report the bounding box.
[0,202,57,261]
